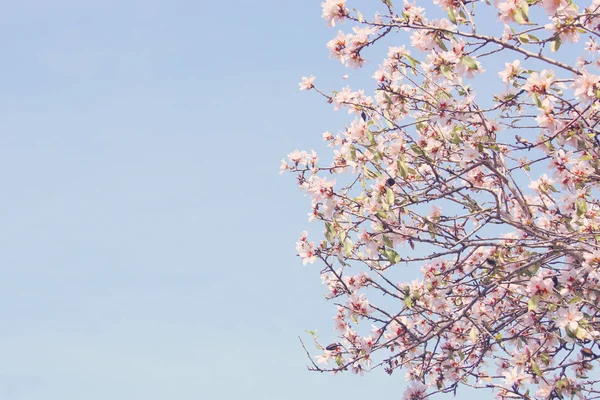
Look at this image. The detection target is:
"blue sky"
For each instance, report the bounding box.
[0,1,489,399]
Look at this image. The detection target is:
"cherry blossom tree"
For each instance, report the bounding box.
[282,0,600,398]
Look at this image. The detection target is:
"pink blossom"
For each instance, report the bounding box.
[296,231,317,265]
[315,350,334,364]
[403,381,428,400]
[572,70,600,102]
[501,24,512,42]
[527,274,554,295]
[279,159,289,175]
[497,0,523,23]
[401,1,425,24]
[284,1,600,395]
[583,250,600,269]
[299,75,316,91]
[523,69,556,96]
[536,99,560,134]
[541,0,567,14]
[556,304,584,330]
[321,0,348,27]
[327,30,349,62]
[498,60,522,84]
[502,366,532,388]
[348,294,370,316]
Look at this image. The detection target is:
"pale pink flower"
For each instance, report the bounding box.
[527,275,554,295]
[321,0,348,27]
[403,381,428,400]
[299,75,316,91]
[429,205,442,220]
[279,159,289,174]
[502,366,532,388]
[315,350,334,364]
[410,29,436,52]
[501,24,512,42]
[348,294,370,316]
[327,30,349,62]
[296,231,317,265]
[497,0,522,23]
[498,60,522,83]
[536,381,555,398]
[584,250,600,269]
[523,69,556,95]
[572,70,600,102]
[556,304,584,330]
[331,85,355,110]
[411,19,452,52]
[290,149,313,164]
[540,0,566,14]
[401,1,425,24]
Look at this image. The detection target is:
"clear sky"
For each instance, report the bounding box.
[0,1,486,399]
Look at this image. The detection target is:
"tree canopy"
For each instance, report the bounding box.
[283,0,600,398]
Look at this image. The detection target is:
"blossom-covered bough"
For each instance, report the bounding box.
[283,0,600,398]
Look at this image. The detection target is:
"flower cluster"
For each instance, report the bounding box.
[285,0,600,398]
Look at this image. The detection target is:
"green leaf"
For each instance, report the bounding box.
[556,378,570,390]
[410,144,424,156]
[384,248,401,264]
[520,1,529,18]
[447,7,457,24]
[338,228,346,243]
[363,166,380,180]
[532,92,542,107]
[382,91,393,106]
[450,132,463,144]
[386,187,395,205]
[526,262,541,277]
[469,326,478,342]
[355,9,364,22]
[576,198,588,217]
[344,239,353,257]
[531,360,542,376]
[528,294,540,311]
[366,130,375,145]
[550,35,561,52]
[440,64,453,78]
[383,110,394,128]
[518,34,529,44]
[461,56,478,70]
[435,36,448,51]
[382,235,394,248]
[405,55,420,68]
[513,6,529,24]
[397,159,408,178]
[325,222,334,243]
